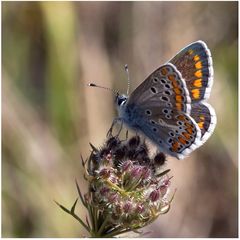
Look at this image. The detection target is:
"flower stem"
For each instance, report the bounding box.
[96,215,110,236]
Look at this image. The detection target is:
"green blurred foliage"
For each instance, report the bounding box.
[2,1,238,237]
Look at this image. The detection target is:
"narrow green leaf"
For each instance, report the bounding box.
[155,169,170,178]
[54,200,71,214]
[89,142,98,152]
[75,179,87,207]
[71,198,78,214]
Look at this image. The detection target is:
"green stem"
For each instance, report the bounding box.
[96,215,110,236]
[87,205,95,232]
[75,180,87,208]
[93,206,98,234]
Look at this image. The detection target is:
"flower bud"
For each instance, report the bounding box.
[99,168,111,179]
[99,186,110,196]
[123,201,133,214]
[136,203,145,214]
[149,189,160,202]
[130,166,143,179]
[121,160,133,172]
[141,166,151,180]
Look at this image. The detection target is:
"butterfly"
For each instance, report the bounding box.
[114,41,217,160]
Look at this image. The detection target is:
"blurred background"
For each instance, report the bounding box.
[2,1,238,237]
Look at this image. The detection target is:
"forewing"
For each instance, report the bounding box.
[128,63,191,114]
[169,41,213,103]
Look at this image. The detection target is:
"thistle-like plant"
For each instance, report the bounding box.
[56,133,175,237]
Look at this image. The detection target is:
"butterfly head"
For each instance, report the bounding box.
[115,93,128,107]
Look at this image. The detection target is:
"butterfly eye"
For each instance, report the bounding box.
[117,96,127,106]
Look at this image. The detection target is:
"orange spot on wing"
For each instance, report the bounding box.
[198,122,204,129]
[175,95,183,102]
[193,79,202,87]
[178,136,186,145]
[176,103,182,110]
[183,132,191,140]
[194,55,200,61]
[172,141,179,152]
[161,68,167,75]
[195,70,202,78]
[186,128,193,134]
[200,116,205,121]
[168,74,175,81]
[185,122,193,128]
[177,115,185,121]
[174,87,181,94]
[191,89,200,99]
[172,80,178,88]
[195,61,202,69]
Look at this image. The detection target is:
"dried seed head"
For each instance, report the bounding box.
[114,145,128,161]
[128,135,141,148]
[106,136,121,150]
[154,152,167,167]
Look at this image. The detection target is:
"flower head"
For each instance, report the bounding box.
[85,134,174,236]
[56,134,175,237]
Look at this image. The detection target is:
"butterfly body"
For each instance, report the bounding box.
[115,41,217,160]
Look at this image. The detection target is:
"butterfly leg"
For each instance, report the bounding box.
[107,117,122,137]
[116,119,124,137]
[125,130,129,140]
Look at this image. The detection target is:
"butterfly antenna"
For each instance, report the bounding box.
[125,64,130,95]
[88,83,119,96]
